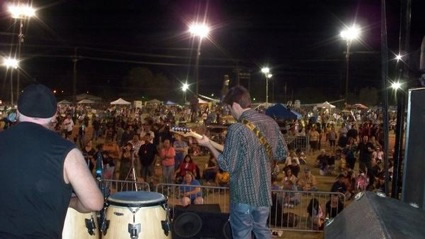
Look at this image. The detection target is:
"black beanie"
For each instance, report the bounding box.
[17,84,57,118]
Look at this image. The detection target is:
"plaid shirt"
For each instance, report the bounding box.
[217,109,288,207]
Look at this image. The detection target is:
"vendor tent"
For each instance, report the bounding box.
[76,93,102,102]
[165,100,177,105]
[146,99,162,105]
[58,100,71,105]
[78,99,95,104]
[353,103,368,110]
[265,103,302,120]
[316,101,336,109]
[110,98,131,105]
[198,98,208,104]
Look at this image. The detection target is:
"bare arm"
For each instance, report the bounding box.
[64,148,104,213]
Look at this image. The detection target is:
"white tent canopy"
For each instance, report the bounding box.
[146,99,162,104]
[58,100,71,105]
[78,99,95,104]
[76,93,102,102]
[198,98,208,104]
[316,101,336,109]
[110,98,131,105]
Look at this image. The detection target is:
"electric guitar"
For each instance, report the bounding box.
[171,126,224,152]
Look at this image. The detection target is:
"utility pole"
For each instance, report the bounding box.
[73,47,78,104]
[16,19,24,98]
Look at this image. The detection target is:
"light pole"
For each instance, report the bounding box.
[189,22,210,96]
[391,80,404,199]
[8,3,36,99]
[3,57,19,105]
[261,67,272,107]
[340,25,361,103]
[181,82,189,104]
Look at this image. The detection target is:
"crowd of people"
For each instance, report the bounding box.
[0,89,396,235]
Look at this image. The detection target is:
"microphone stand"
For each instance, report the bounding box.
[96,151,109,235]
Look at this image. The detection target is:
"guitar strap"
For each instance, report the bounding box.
[241,119,273,161]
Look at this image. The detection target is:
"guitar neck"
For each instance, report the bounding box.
[189,131,224,152]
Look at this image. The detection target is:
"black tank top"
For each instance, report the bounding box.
[0,122,75,238]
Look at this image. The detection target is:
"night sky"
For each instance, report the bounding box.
[1,0,425,104]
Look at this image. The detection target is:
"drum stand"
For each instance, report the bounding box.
[125,156,138,191]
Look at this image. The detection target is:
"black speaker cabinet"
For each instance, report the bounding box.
[402,88,425,209]
[324,192,425,239]
[172,204,231,239]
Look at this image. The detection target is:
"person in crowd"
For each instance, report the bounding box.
[173,134,188,170]
[346,123,358,142]
[327,125,337,150]
[343,137,357,170]
[286,158,301,178]
[374,172,386,193]
[297,149,307,165]
[355,170,369,192]
[102,132,120,179]
[325,194,344,219]
[309,126,320,153]
[283,168,298,185]
[119,142,134,180]
[331,174,347,194]
[307,198,324,230]
[92,116,101,141]
[298,167,317,191]
[138,134,157,183]
[358,135,374,172]
[0,84,103,237]
[120,125,135,147]
[367,158,382,190]
[215,168,230,187]
[160,139,175,184]
[316,149,329,176]
[272,160,281,179]
[338,149,347,172]
[197,86,288,238]
[284,151,300,167]
[203,154,218,184]
[282,180,301,208]
[62,113,74,139]
[81,139,96,174]
[179,172,204,207]
[174,154,198,184]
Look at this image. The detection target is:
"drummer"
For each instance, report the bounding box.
[0,84,104,238]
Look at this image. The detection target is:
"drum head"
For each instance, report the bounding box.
[108,191,166,207]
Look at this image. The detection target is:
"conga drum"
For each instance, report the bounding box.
[103,191,170,239]
[62,207,99,239]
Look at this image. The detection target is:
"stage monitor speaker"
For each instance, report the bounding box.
[402,88,425,209]
[172,204,231,239]
[324,192,425,239]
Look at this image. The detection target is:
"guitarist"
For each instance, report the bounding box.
[197,86,288,239]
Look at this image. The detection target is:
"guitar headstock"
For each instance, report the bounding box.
[171,126,193,137]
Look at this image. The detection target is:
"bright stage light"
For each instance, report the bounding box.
[189,23,210,39]
[8,4,36,19]
[3,57,19,69]
[340,25,361,41]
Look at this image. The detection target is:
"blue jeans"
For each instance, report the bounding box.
[230,203,271,239]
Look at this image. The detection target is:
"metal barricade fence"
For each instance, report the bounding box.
[269,190,345,232]
[155,183,344,232]
[99,179,151,195]
[285,135,309,152]
[155,183,230,218]
[97,181,344,233]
